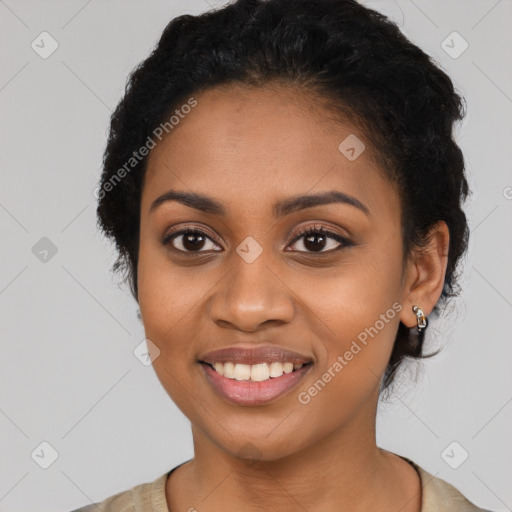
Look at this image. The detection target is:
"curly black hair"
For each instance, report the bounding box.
[96,0,469,390]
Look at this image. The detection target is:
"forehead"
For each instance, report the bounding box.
[142,84,397,218]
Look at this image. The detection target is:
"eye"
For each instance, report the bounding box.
[287,224,352,254]
[162,224,352,255]
[162,228,222,253]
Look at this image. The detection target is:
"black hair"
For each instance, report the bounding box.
[96,0,469,390]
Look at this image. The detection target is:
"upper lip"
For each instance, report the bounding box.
[199,344,313,366]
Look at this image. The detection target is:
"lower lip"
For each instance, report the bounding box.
[201,363,312,406]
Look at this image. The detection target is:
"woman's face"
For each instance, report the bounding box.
[138,84,414,460]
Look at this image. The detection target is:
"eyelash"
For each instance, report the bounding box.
[162,224,353,255]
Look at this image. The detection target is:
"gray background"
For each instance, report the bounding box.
[0,0,511,511]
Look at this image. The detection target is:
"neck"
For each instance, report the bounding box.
[166,397,421,512]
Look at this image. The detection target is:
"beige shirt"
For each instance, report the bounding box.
[70,458,492,512]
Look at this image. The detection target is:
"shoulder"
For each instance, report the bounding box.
[68,472,169,512]
[413,462,494,512]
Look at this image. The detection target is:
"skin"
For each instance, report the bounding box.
[137,83,450,512]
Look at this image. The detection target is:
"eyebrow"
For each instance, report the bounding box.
[149,189,370,217]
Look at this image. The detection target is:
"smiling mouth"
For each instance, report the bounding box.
[200,360,313,382]
[200,360,313,406]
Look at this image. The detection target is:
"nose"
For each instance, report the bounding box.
[208,254,295,332]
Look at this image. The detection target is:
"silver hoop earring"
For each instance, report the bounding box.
[412,305,428,333]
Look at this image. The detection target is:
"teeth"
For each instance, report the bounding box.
[251,363,270,381]
[209,361,306,381]
[234,364,251,380]
[213,362,224,376]
[223,362,235,379]
[269,362,284,378]
[283,362,294,374]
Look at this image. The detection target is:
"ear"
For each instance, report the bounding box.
[399,221,450,329]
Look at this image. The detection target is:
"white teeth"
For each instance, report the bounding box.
[213,362,224,376]
[283,362,294,374]
[269,362,284,378]
[209,361,307,381]
[234,364,251,380]
[251,363,270,382]
[223,362,235,379]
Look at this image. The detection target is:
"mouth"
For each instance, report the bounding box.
[199,360,312,381]
[198,345,314,406]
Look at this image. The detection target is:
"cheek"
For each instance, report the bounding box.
[137,250,205,417]
[298,242,404,400]
[307,242,403,344]
[293,278,401,432]
[137,238,200,369]
[306,279,400,382]
[136,237,232,419]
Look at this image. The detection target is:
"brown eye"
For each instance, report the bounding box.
[288,225,352,253]
[163,229,222,253]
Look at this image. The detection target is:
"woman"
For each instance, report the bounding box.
[74,0,492,510]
